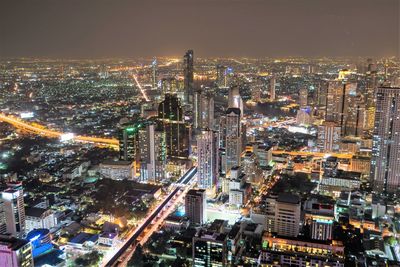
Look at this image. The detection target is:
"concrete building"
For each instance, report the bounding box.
[0,235,33,267]
[370,87,400,193]
[265,193,301,237]
[185,189,207,225]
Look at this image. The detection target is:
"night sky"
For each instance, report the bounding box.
[0,0,398,58]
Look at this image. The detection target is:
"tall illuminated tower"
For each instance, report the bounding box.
[151,58,157,89]
[158,93,190,160]
[225,108,241,174]
[1,183,25,238]
[370,87,400,194]
[183,50,194,104]
[197,129,219,193]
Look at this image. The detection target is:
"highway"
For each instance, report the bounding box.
[272,150,354,159]
[101,167,197,267]
[0,113,119,148]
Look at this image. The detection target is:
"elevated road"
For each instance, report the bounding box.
[102,167,197,267]
[0,113,119,148]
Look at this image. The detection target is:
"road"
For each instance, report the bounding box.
[101,167,197,267]
[0,113,119,148]
[272,150,353,159]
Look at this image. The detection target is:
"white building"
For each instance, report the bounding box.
[2,184,25,238]
[99,160,134,180]
[25,207,56,233]
[197,129,218,193]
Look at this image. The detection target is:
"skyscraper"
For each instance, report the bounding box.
[185,189,207,225]
[225,108,241,174]
[194,89,202,129]
[269,76,276,101]
[139,123,166,183]
[216,64,227,88]
[1,183,26,238]
[158,93,190,160]
[370,87,400,193]
[197,129,219,193]
[0,235,34,267]
[183,50,194,104]
[151,58,157,89]
[317,121,341,152]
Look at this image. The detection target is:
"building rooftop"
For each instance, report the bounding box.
[0,234,30,251]
[277,193,300,204]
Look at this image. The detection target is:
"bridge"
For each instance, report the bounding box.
[0,113,119,148]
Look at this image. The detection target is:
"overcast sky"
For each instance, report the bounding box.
[0,0,399,59]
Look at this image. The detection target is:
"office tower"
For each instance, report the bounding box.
[370,87,400,193]
[317,121,341,152]
[183,50,194,104]
[158,93,190,160]
[139,123,166,183]
[0,235,34,267]
[326,80,363,136]
[194,89,202,129]
[228,85,242,111]
[225,108,241,174]
[2,183,26,238]
[299,87,308,108]
[151,58,157,88]
[197,129,219,192]
[192,229,227,267]
[202,95,214,129]
[364,71,378,132]
[269,76,276,101]
[185,189,207,224]
[315,81,328,118]
[0,200,6,234]
[265,193,301,237]
[216,65,227,88]
[118,122,143,162]
[161,77,180,96]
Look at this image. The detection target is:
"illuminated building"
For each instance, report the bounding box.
[228,85,243,115]
[194,88,202,129]
[370,87,400,193]
[0,199,6,234]
[118,121,145,162]
[0,235,34,267]
[26,229,52,258]
[2,183,26,238]
[216,65,227,88]
[317,121,341,152]
[139,123,166,183]
[25,208,56,233]
[265,193,301,237]
[269,76,276,101]
[326,80,363,136]
[161,77,180,96]
[158,93,190,160]
[151,57,157,89]
[99,160,134,180]
[197,129,218,193]
[192,229,227,267]
[185,189,207,225]
[183,49,194,104]
[303,196,335,241]
[260,234,345,267]
[225,108,241,174]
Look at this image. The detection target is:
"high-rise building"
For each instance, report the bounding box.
[139,123,166,183]
[269,76,276,101]
[304,196,335,241]
[183,50,194,104]
[299,87,308,108]
[326,80,363,136]
[370,87,400,193]
[118,121,145,162]
[158,93,190,160]
[265,193,301,237]
[0,200,6,234]
[151,58,157,89]
[197,129,219,193]
[0,235,34,267]
[216,65,227,88]
[185,189,207,225]
[2,183,26,238]
[192,229,227,267]
[194,89,202,129]
[225,108,241,174]
[317,121,341,152]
